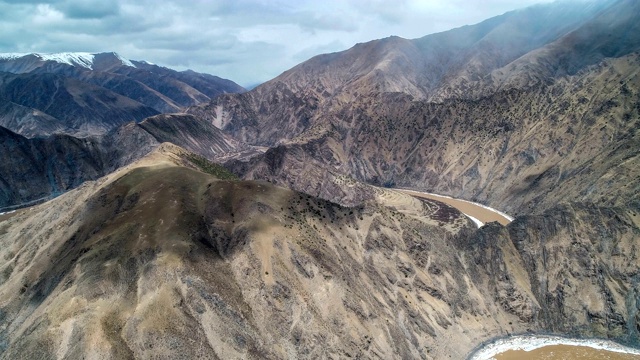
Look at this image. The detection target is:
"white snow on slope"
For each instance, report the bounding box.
[0,52,136,70]
[41,52,95,69]
[0,53,30,60]
[111,52,136,67]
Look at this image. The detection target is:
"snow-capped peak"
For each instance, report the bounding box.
[39,52,95,69]
[0,53,31,60]
[0,52,137,70]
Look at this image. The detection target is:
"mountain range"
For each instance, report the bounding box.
[194,0,640,213]
[0,0,639,359]
[0,52,244,137]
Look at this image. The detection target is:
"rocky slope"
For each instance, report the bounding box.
[1,1,639,358]
[178,4,640,353]
[0,52,244,137]
[0,101,66,138]
[0,145,637,359]
[191,0,640,216]
[221,52,640,214]
[138,113,247,161]
[0,124,157,211]
[192,0,630,145]
[0,114,245,210]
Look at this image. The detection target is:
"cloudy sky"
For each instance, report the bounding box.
[0,0,554,87]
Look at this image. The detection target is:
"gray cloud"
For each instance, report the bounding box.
[54,0,120,19]
[0,0,557,86]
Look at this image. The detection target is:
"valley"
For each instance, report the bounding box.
[0,0,639,359]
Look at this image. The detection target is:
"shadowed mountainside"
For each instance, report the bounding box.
[0,114,247,210]
[0,72,159,137]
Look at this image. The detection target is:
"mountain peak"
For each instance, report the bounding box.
[0,51,136,70]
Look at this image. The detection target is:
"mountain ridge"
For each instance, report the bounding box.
[0,112,249,210]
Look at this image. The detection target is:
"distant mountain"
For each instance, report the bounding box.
[196,0,634,146]
[0,52,244,137]
[0,71,159,137]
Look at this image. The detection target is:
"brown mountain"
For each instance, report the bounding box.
[1,0,639,358]
[0,145,637,359]
[180,3,640,351]
[191,0,640,216]
[229,53,640,214]
[192,0,631,145]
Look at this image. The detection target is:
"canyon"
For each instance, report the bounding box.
[0,0,639,359]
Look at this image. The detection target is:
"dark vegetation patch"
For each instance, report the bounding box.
[183,153,238,180]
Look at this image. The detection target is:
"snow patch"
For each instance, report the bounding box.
[0,52,137,70]
[38,52,95,69]
[112,52,136,67]
[0,53,30,60]
[469,335,640,359]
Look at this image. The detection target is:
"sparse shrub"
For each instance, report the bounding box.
[183,153,238,180]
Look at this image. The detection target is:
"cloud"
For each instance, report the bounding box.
[0,0,557,87]
[33,4,65,24]
[293,40,347,62]
[54,0,120,19]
